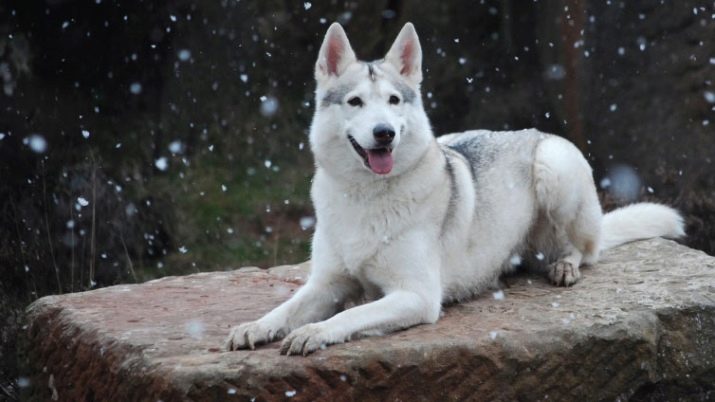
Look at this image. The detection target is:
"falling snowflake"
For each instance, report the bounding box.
[636,37,647,51]
[510,255,522,266]
[17,377,30,388]
[25,134,47,153]
[184,319,205,339]
[168,140,183,154]
[177,49,191,62]
[129,82,142,95]
[155,157,168,171]
[599,177,612,189]
[545,64,566,80]
[260,96,279,117]
[299,216,316,230]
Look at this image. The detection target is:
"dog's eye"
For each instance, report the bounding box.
[389,95,400,105]
[347,97,363,107]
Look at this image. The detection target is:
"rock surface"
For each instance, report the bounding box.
[21,238,715,401]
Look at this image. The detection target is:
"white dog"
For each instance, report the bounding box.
[225,22,685,355]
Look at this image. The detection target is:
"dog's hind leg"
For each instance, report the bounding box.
[534,136,602,286]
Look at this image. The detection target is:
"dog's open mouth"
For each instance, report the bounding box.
[348,135,393,175]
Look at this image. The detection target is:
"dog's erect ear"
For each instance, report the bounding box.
[384,23,422,84]
[315,23,356,82]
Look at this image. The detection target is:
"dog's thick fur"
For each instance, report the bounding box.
[225,23,685,355]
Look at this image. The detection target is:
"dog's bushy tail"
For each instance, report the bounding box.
[600,202,685,250]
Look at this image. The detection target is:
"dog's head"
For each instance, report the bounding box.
[309,23,432,179]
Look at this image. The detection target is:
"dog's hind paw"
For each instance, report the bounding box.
[548,260,581,287]
[224,320,284,351]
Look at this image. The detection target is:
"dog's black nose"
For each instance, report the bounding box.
[373,124,395,145]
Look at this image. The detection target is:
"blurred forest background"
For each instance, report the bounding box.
[1,0,714,397]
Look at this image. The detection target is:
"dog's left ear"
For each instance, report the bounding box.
[385,23,422,84]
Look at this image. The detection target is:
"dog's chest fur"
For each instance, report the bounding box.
[311,159,449,285]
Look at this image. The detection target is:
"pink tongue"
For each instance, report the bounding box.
[367,150,394,175]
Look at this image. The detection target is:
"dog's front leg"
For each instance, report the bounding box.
[225,235,357,351]
[280,289,440,355]
[281,232,442,355]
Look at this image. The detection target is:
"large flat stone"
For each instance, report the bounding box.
[20,239,715,401]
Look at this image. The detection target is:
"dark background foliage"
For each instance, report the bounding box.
[1,0,714,397]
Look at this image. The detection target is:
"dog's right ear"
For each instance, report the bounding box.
[315,23,356,83]
[384,23,422,84]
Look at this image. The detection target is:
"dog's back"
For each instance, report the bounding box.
[437,129,547,301]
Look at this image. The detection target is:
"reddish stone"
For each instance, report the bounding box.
[21,239,715,401]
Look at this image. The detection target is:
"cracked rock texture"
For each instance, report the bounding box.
[20,239,715,401]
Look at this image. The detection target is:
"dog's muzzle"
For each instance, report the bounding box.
[348,135,394,175]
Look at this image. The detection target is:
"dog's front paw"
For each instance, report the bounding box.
[548,260,581,287]
[280,323,340,356]
[224,320,285,351]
